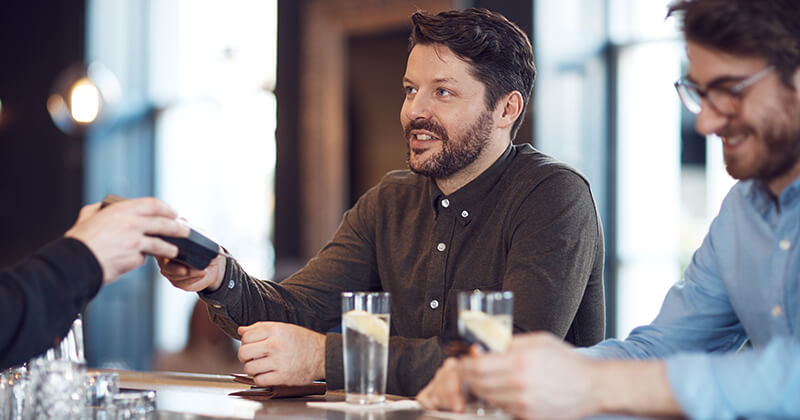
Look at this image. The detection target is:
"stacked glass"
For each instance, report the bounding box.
[1,315,154,419]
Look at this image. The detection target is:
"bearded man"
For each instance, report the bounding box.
[159,8,605,396]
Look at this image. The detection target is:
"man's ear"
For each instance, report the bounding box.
[496,91,524,129]
[793,67,800,93]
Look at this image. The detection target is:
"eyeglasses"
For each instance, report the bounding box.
[674,66,775,116]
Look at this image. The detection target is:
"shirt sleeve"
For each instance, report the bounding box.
[666,336,800,419]
[0,238,103,370]
[503,169,605,345]
[200,189,384,388]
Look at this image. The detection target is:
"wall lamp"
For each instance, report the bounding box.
[47,62,120,135]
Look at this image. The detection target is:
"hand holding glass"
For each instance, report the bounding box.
[457,290,513,417]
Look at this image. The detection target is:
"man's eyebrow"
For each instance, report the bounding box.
[401,76,458,85]
[686,73,751,89]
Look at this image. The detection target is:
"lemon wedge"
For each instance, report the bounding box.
[342,310,389,346]
[459,310,512,352]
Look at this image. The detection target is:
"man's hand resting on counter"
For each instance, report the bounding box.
[238,322,326,386]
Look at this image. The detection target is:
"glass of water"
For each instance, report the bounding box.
[457,290,513,418]
[341,292,390,405]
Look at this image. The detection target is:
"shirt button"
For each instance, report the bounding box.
[430,299,439,309]
[779,239,791,250]
[228,279,235,289]
[213,304,222,309]
[441,199,450,208]
[437,242,446,252]
[772,305,783,317]
[461,210,469,218]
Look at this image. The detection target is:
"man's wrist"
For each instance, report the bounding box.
[316,332,327,380]
[204,257,229,292]
[588,359,682,417]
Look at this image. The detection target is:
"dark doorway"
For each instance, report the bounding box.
[347,28,411,206]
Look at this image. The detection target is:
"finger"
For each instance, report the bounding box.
[238,341,269,363]
[461,353,505,377]
[138,217,190,238]
[139,237,180,259]
[78,202,102,220]
[243,357,276,380]
[468,344,485,356]
[416,390,440,410]
[125,197,179,219]
[474,386,519,410]
[252,370,293,387]
[239,324,275,344]
[159,261,193,277]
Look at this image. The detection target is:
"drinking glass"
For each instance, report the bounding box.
[108,390,157,420]
[3,365,29,420]
[86,371,120,419]
[341,291,390,405]
[457,290,513,418]
[1,370,11,419]
[43,315,85,363]
[26,359,87,420]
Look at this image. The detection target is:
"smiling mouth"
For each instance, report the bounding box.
[412,133,438,141]
[722,134,746,147]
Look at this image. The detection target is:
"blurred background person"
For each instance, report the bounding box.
[1,197,188,370]
[152,299,241,375]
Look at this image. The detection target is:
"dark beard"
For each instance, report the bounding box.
[724,94,800,181]
[404,111,493,179]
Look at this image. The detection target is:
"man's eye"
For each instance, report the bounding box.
[436,88,451,97]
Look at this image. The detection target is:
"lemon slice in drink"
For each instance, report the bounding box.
[459,310,511,352]
[342,310,389,346]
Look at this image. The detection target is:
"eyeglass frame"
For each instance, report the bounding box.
[674,65,775,116]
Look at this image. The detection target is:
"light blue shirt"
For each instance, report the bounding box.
[582,176,800,419]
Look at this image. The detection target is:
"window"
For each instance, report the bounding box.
[535,0,735,337]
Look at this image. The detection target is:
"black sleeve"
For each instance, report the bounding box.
[0,238,103,370]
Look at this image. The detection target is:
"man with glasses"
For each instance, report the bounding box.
[418,1,800,418]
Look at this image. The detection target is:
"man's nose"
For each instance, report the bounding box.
[405,95,432,120]
[694,99,729,136]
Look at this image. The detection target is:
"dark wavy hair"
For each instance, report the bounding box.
[409,8,536,140]
[667,0,800,88]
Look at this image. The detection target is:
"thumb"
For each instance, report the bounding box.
[237,324,253,337]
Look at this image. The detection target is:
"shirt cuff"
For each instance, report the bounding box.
[198,257,238,306]
[325,332,344,390]
[666,353,734,420]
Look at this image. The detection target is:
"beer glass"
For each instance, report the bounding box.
[341,292,390,404]
[457,290,513,418]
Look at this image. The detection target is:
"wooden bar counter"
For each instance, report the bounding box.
[114,370,435,419]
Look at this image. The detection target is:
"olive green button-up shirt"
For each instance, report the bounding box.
[201,143,605,396]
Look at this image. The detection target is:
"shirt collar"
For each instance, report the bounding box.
[428,143,515,218]
[747,175,800,216]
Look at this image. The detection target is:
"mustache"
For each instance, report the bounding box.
[404,118,449,141]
